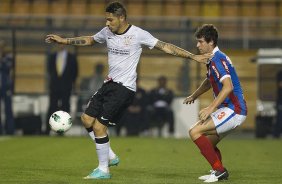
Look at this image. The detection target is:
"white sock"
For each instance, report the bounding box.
[109,146,116,160]
[88,131,95,141]
[95,138,109,173]
[88,131,116,160]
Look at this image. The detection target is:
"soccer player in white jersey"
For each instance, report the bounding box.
[183,24,247,183]
[45,1,211,179]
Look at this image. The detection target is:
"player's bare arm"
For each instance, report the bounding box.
[183,78,211,104]
[154,40,211,63]
[45,34,94,46]
[206,77,233,111]
[199,77,233,121]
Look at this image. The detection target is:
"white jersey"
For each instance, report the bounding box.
[92,25,158,91]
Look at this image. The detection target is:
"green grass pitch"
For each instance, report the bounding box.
[0,136,281,184]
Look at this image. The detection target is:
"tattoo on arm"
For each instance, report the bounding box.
[155,41,193,58]
[155,41,166,50]
[66,36,93,46]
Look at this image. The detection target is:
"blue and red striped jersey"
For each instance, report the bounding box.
[206,47,247,115]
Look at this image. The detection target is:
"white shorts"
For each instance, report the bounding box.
[211,107,246,135]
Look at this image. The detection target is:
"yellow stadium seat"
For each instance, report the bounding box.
[15,53,46,93]
[183,0,201,17]
[127,0,145,16]
[280,1,282,17]
[50,0,68,15]
[70,0,87,15]
[258,0,277,17]
[146,0,163,16]
[240,0,258,17]
[32,0,49,15]
[89,0,105,16]
[202,0,220,17]
[164,0,183,16]
[12,0,30,15]
[0,0,12,14]
[221,0,239,17]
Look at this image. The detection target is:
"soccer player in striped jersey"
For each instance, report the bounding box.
[45,1,211,180]
[183,24,247,183]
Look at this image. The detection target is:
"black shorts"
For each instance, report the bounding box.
[84,81,135,126]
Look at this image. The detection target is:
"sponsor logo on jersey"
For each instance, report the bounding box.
[108,47,130,55]
[212,65,220,79]
[222,60,230,74]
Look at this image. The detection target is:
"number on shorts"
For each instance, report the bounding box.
[217,112,226,120]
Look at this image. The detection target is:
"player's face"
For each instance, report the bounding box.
[196,37,213,54]
[105,12,123,34]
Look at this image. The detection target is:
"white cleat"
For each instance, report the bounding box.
[204,169,229,183]
[198,170,214,181]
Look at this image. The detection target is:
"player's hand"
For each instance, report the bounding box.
[45,34,66,44]
[183,95,196,104]
[191,53,213,64]
[199,107,213,122]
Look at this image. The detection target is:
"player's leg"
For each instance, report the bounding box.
[85,81,134,178]
[83,82,134,179]
[190,119,228,182]
[81,113,111,179]
[81,113,118,165]
[81,90,118,166]
[189,119,225,173]
[206,135,222,161]
[192,107,246,182]
[80,91,117,179]
[196,134,223,181]
[93,119,111,173]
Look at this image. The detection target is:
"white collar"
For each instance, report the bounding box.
[206,46,219,64]
[212,46,219,54]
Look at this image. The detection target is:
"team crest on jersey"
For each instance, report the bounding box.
[123,35,133,46]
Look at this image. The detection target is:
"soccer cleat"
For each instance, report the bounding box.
[109,156,120,167]
[204,168,229,183]
[83,168,111,179]
[198,170,215,181]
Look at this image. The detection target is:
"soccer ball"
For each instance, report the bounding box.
[49,111,72,133]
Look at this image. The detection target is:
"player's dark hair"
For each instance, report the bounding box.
[106,1,127,20]
[195,24,218,46]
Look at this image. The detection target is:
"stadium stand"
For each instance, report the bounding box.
[15,53,46,93]
[202,0,220,17]
[127,0,145,16]
[164,0,183,16]
[12,0,30,15]
[145,0,163,16]
[221,0,239,17]
[183,1,201,17]
[88,0,105,16]
[32,0,49,15]
[0,0,282,18]
[50,0,68,15]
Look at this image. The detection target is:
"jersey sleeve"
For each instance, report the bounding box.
[92,27,107,44]
[138,29,158,49]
